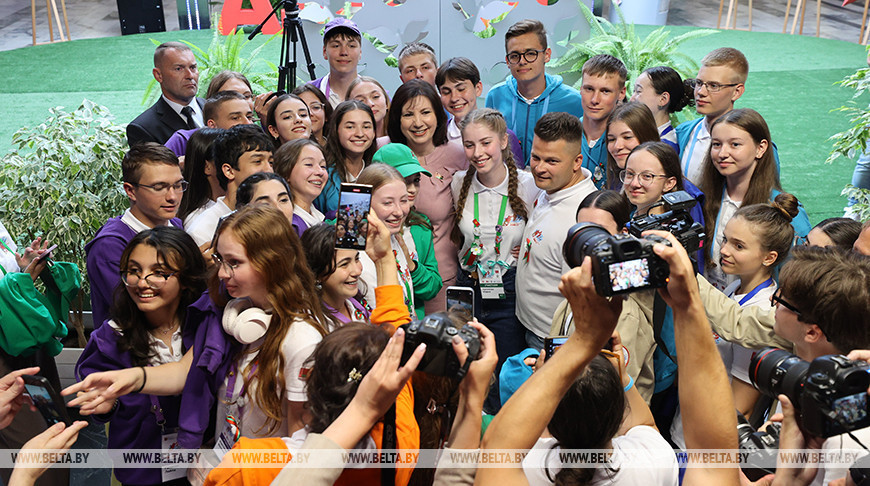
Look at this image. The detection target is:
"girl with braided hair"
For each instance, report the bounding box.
[451,108,540,414]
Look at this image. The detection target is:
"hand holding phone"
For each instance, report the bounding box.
[33,244,58,264]
[21,375,72,426]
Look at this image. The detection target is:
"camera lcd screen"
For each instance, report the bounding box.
[832,392,868,425]
[545,337,568,357]
[608,258,651,292]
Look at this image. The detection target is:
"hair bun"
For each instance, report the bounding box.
[771,192,799,222]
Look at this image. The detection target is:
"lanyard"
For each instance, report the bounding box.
[225,361,257,404]
[324,299,369,324]
[462,193,508,269]
[736,278,774,306]
[393,247,415,318]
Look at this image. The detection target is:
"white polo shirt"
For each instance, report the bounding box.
[451,165,540,273]
[680,119,711,186]
[186,196,232,247]
[516,169,596,338]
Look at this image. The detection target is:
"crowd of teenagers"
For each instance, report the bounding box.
[3,14,870,486]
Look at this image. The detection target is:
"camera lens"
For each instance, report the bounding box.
[750,347,810,406]
[563,223,612,268]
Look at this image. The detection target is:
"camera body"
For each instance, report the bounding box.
[626,191,705,254]
[751,348,870,438]
[399,313,481,380]
[737,412,780,481]
[563,223,671,296]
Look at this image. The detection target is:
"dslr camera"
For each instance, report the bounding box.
[626,190,705,253]
[562,222,671,296]
[399,313,481,380]
[563,191,706,297]
[750,347,870,438]
[737,412,780,481]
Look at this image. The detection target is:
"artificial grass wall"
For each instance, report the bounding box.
[1,25,866,224]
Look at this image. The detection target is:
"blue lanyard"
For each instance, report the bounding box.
[736,278,774,306]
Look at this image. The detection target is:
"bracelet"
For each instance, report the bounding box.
[134,366,147,394]
[623,375,634,392]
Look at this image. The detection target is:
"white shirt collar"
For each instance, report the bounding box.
[162,95,203,127]
[544,168,594,204]
[121,208,171,233]
[471,164,510,197]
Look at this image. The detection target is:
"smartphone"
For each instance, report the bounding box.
[21,375,71,426]
[33,244,58,264]
[446,286,475,318]
[336,183,373,251]
[544,336,568,357]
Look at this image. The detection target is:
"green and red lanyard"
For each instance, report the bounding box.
[393,243,416,318]
[462,193,509,276]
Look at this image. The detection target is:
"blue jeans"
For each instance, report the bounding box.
[850,150,870,206]
[525,330,546,352]
[457,267,526,414]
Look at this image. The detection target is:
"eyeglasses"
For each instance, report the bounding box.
[211,253,239,277]
[506,49,546,65]
[771,288,802,317]
[619,170,669,186]
[132,180,189,195]
[120,269,177,289]
[690,79,740,93]
[306,102,324,112]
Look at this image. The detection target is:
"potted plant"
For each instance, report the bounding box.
[827,63,870,221]
[0,99,129,341]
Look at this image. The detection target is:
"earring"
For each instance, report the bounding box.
[315,281,322,291]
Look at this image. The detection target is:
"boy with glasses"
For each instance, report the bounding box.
[85,143,185,328]
[485,19,583,167]
[676,48,748,185]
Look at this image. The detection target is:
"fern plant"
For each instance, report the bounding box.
[552,1,717,98]
[142,15,279,106]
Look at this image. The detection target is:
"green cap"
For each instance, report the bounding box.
[372,143,432,178]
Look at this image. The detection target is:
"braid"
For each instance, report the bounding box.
[505,161,528,222]
[450,166,477,247]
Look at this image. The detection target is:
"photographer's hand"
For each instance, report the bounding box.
[558,257,623,354]
[766,395,824,486]
[448,319,497,449]
[645,229,701,311]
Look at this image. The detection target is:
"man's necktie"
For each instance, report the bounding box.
[181,105,197,129]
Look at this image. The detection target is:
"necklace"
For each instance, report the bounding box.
[153,322,179,336]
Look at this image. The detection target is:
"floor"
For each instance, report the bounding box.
[2,0,870,53]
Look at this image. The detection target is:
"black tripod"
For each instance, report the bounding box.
[248,0,316,95]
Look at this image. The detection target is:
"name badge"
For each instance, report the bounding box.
[161,430,186,482]
[480,265,505,300]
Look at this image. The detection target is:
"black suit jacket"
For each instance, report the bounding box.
[126,96,205,146]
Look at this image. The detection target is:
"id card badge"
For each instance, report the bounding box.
[213,416,239,460]
[479,265,506,300]
[161,429,185,482]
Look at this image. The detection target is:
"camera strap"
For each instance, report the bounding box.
[652,293,676,364]
[381,403,397,486]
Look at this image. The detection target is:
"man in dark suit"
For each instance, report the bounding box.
[127,42,205,146]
